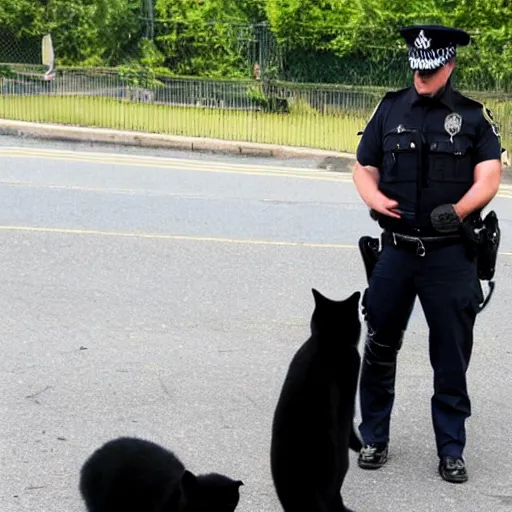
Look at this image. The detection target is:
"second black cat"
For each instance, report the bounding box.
[79,436,243,512]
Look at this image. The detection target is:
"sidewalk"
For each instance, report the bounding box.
[0,118,508,173]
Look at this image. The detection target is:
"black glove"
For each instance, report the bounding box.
[430,204,461,234]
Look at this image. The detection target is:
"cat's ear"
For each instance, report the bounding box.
[311,288,326,305]
[181,470,197,491]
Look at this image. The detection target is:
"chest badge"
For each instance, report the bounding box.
[444,113,463,143]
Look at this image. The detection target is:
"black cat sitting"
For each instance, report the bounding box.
[270,289,362,512]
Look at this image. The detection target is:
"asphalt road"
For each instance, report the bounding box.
[0,141,511,512]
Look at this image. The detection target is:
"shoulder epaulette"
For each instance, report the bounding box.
[482,104,501,139]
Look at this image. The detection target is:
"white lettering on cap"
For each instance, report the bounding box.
[408,46,456,70]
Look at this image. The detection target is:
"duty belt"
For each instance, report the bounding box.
[382,230,462,257]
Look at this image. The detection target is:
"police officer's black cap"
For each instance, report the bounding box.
[399,25,471,72]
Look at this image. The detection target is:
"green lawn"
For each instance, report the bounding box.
[0,95,366,153]
[0,94,510,154]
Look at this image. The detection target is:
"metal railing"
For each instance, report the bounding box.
[0,68,385,153]
[0,67,511,154]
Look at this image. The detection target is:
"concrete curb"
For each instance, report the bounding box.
[0,119,508,174]
[0,119,357,173]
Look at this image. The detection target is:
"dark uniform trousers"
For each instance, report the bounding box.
[359,237,483,458]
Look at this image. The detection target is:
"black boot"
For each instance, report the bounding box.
[438,456,468,483]
[357,443,389,469]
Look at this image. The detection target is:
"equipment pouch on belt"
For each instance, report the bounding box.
[476,210,500,281]
[460,209,500,312]
[460,210,500,279]
[358,236,381,284]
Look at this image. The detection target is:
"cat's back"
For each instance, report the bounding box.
[79,437,184,512]
[82,437,183,473]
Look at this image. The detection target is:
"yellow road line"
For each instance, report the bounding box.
[2,146,512,203]
[0,146,330,173]
[4,147,512,195]
[0,225,356,249]
[2,153,351,183]
[3,147,512,195]
[0,147,351,182]
[0,225,511,257]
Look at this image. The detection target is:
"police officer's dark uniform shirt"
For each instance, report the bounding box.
[356,80,501,236]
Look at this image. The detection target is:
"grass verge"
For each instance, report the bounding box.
[0,95,366,153]
[0,94,510,153]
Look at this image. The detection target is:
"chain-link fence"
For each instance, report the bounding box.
[0,30,45,70]
[0,20,511,154]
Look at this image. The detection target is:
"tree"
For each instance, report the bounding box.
[264,0,512,89]
[153,0,263,77]
[43,0,143,66]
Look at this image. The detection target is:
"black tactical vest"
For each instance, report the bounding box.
[377,103,474,232]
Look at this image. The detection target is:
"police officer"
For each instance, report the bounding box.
[352,24,502,483]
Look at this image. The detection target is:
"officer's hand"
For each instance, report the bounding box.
[430,204,461,233]
[370,191,401,219]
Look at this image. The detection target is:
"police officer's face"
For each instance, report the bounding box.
[413,60,455,96]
